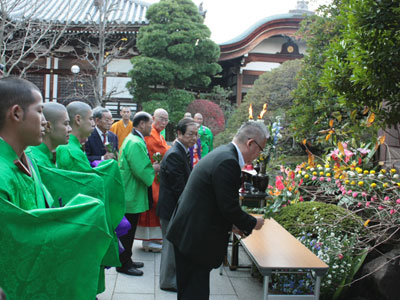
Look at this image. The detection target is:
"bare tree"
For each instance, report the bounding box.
[0,0,71,77]
[73,0,137,107]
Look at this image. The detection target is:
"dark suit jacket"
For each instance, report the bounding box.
[166,143,257,269]
[157,142,191,221]
[85,129,118,163]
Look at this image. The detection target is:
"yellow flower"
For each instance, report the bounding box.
[370,170,376,174]
[363,170,369,175]
[304,174,309,179]
[350,167,355,171]
[371,183,377,188]
[390,169,397,173]
[383,183,389,188]
[381,169,386,174]
[312,171,317,176]
[306,166,311,170]
[345,180,350,184]
[326,173,331,177]
[364,219,370,227]
[319,171,324,176]
[358,181,364,186]
[121,37,128,41]
[350,181,356,185]
[356,168,363,174]
[397,183,400,187]
[317,164,322,168]
[340,175,344,180]
[325,164,330,168]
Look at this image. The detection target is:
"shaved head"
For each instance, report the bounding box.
[66,101,92,122]
[153,108,169,132]
[154,108,168,117]
[43,102,67,124]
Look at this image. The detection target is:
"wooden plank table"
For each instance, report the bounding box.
[240,218,329,300]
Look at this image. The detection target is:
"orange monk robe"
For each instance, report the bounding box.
[110,119,133,149]
[136,125,171,240]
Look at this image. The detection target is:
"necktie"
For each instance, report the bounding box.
[102,133,107,144]
[186,151,192,169]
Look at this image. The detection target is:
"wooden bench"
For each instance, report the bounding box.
[239,218,328,300]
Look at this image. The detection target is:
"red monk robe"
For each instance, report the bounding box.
[136,125,170,246]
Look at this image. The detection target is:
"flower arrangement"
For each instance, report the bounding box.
[296,139,400,247]
[256,116,282,174]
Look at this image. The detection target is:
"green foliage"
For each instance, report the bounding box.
[321,0,400,126]
[141,89,194,125]
[199,85,235,125]
[128,0,221,103]
[214,59,303,147]
[274,201,362,238]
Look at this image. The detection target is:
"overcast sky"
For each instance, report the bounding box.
[145,0,331,44]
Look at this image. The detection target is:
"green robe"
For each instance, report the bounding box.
[26,143,105,208]
[0,138,111,300]
[198,125,213,156]
[119,133,155,214]
[56,135,125,267]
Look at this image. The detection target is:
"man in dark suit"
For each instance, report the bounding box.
[85,107,118,163]
[157,118,198,292]
[166,121,268,299]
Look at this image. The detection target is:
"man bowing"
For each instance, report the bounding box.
[167,121,267,299]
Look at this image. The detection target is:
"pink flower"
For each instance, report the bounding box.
[378,205,384,210]
[371,196,377,202]
[275,176,285,190]
[347,190,353,195]
[326,177,332,182]
[357,202,362,207]
[352,192,358,198]
[312,176,317,181]
[338,253,344,260]
[362,192,367,197]
[357,148,370,155]
[335,179,341,185]
[390,209,396,215]
[384,196,390,201]
[299,196,304,202]
[319,177,325,182]
[396,199,400,204]
[366,202,370,208]
[342,190,347,195]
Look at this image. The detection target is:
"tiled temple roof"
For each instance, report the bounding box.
[8,0,150,27]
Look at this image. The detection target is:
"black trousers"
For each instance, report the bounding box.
[174,246,212,300]
[119,213,140,266]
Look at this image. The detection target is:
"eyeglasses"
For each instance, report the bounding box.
[249,138,264,151]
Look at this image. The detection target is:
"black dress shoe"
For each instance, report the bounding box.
[160,287,177,292]
[132,261,144,268]
[116,266,143,276]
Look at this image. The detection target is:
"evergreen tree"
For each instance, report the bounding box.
[127,0,221,109]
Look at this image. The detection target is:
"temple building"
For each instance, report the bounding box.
[2,0,150,113]
[215,1,312,105]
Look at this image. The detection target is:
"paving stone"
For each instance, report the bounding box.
[114,261,155,294]
[112,293,154,300]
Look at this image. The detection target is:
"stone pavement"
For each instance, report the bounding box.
[97,243,264,300]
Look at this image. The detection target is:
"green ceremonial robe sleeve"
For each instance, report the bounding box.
[0,194,112,300]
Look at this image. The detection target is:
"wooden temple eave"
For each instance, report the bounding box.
[243,52,303,65]
[219,26,300,61]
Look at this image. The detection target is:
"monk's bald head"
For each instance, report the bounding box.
[66,101,92,123]
[153,108,169,131]
[43,102,67,124]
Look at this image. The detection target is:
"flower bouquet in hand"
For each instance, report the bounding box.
[105,142,118,160]
[152,152,163,163]
[152,152,163,183]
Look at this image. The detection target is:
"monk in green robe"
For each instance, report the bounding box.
[0,77,111,300]
[25,102,114,294]
[194,113,213,156]
[117,112,159,276]
[56,101,126,273]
